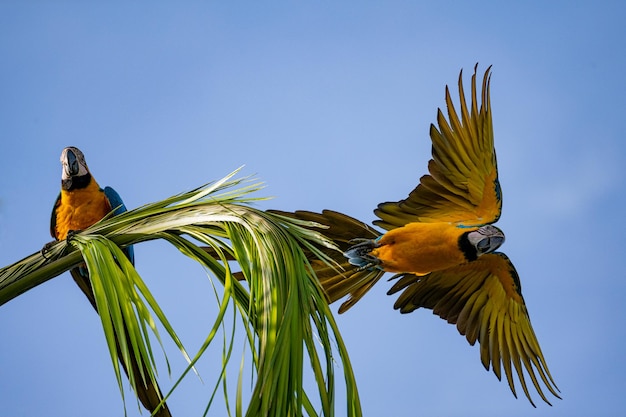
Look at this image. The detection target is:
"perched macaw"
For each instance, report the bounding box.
[49,146,171,417]
[272,66,560,406]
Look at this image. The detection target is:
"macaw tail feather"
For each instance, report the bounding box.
[200,209,386,313]
[267,210,385,313]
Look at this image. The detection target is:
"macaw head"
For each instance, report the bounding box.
[60,146,91,190]
[466,224,505,257]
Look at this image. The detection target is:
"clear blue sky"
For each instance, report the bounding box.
[1,2,625,416]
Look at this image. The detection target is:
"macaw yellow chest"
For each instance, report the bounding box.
[54,185,111,241]
[371,222,472,275]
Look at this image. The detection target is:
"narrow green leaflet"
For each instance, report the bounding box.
[69,234,183,415]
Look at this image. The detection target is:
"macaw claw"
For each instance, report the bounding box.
[41,240,57,260]
[41,230,82,260]
[65,229,82,242]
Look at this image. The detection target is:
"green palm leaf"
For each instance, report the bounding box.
[0,169,361,417]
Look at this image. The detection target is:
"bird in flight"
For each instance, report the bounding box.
[272,65,560,406]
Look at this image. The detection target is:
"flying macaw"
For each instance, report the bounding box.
[49,146,171,417]
[272,66,560,406]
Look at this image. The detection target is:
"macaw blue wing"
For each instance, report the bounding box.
[103,186,134,265]
[50,192,62,239]
[104,186,128,216]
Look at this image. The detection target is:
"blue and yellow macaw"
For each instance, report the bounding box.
[49,146,171,417]
[273,66,560,406]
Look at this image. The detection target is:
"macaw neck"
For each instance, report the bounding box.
[60,174,103,204]
[61,173,94,191]
[458,230,479,262]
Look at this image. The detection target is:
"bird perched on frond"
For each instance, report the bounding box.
[48,146,171,417]
[272,65,560,407]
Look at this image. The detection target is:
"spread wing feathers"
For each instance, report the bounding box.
[374,65,502,230]
[268,209,384,313]
[388,252,560,406]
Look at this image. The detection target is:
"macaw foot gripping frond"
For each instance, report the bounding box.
[65,229,82,241]
[344,238,381,270]
[40,240,58,260]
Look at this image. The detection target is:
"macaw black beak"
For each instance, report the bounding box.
[491,235,505,251]
[65,149,80,176]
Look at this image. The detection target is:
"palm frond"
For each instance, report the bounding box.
[0,168,361,417]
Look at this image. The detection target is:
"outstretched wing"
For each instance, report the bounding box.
[388,252,560,406]
[375,65,502,230]
[268,209,384,313]
[103,186,134,265]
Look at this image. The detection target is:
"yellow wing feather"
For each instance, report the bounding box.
[270,67,558,406]
[375,65,502,229]
[388,252,560,406]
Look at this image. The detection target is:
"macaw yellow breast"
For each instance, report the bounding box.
[372,222,471,275]
[54,179,111,240]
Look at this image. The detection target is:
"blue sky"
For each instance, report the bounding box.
[1,2,625,416]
